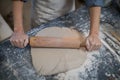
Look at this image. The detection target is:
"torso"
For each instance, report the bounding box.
[31,0,75,27]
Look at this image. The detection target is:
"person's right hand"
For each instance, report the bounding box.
[10,32,29,48]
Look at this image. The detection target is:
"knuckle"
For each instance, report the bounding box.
[96,43,99,46]
[14,40,18,43]
[91,42,95,45]
[19,39,23,43]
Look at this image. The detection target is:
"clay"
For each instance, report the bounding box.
[0,14,13,42]
[31,27,88,75]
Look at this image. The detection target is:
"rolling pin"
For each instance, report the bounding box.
[30,36,86,49]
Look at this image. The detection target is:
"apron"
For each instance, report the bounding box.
[31,0,75,27]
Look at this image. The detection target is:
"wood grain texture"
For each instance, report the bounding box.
[30,36,86,48]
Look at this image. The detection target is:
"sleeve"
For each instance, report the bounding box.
[12,0,27,2]
[21,0,27,2]
[85,0,104,7]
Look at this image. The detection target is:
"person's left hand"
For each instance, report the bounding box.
[86,34,102,51]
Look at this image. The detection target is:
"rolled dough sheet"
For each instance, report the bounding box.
[31,27,88,75]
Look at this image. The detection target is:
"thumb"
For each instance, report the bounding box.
[24,38,29,47]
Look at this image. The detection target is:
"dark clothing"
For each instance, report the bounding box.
[85,0,104,7]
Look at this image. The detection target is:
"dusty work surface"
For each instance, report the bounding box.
[0,6,120,80]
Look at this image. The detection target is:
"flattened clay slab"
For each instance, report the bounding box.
[0,14,13,42]
[31,27,88,75]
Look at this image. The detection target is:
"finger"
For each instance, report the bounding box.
[89,43,94,51]
[94,43,102,50]
[86,39,91,51]
[10,39,14,46]
[91,42,97,50]
[93,44,99,50]
[19,39,24,48]
[89,40,95,51]
[12,39,18,47]
[96,41,102,49]
[14,40,20,48]
[11,42,15,47]
[96,43,102,50]
[24,38,29,47]
[13,39,27,48]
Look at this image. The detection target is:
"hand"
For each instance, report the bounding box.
[86,34,102,51]
[10,32,29,48]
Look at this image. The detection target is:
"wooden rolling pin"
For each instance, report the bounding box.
[30,36,86,49]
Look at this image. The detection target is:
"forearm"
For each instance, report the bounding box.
[89,7,101,36]
[13,1,24,33]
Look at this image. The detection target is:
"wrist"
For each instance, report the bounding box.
[89,31,99,36]
[14,26,24,33]
[89,26,99,36]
